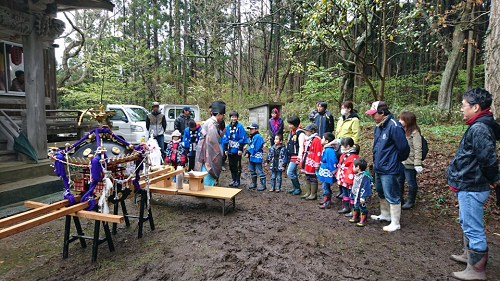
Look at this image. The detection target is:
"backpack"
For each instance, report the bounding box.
[421,135,429,160]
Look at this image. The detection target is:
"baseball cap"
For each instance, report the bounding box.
[365,101,389,115]
[304,123,318,132]
[151,102,160,107]
[183,106,191,111]
[247,123,259,129]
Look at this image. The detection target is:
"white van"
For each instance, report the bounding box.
[106,104,149,144]
[160,104,201,142]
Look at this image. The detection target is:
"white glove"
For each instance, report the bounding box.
[414,166,423,173]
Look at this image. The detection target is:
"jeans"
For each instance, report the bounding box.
[249,161,264,177]
[154,134,165,159]
[322,182,331,196]
[398,167,418,194]
[375,173,401,204]
[457,190,490,251]
[341,185,350,198]
[287,161,298,180]
[271,171,283,188]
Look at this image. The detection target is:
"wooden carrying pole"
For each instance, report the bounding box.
[0,202,88,239]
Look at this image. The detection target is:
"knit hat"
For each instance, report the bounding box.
[171,130,182,137]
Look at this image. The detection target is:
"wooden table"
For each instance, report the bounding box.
[176,184,242,216]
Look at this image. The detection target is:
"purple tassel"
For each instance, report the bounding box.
[55,153,76,205]
[81,155,102,210]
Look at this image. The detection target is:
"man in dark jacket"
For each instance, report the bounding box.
[366,101,409,232]
[447,88,500,281]
[174,106,193,135]
[146,102,167,159]
[310,101,334,138]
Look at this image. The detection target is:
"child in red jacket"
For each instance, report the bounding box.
[165,130,186,169]
[336,137,359,214]
[299,123,323,200]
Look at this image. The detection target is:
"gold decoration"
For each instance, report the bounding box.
[83,148,92,157]
[112,147,121,155]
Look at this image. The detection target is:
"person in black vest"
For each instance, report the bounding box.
[146,102,167,159]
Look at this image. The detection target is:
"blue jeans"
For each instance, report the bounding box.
[271,170,283,182]
[249,161,264,177]
[375,173,401,204]
[398,167,418,191]
[271,170,283,188]
[322,182,331,196]
[154,134,165,156]
[287,161,298,180]
[457,190,490,251]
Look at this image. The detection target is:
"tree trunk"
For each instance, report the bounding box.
[486,0,500,120]
[437,1,472,109]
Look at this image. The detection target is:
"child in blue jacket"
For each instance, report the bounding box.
[265,134,288,192]
[222,111,248,187]
[245,123,266,190]
[348,158,373,227]
[318,132,338,209]
[182,120,201,171]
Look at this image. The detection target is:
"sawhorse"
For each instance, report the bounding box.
[112,188,155,238]
[63,215,114,262]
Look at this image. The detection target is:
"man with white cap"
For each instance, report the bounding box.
[146,101,167,159]
[365,101,409,232]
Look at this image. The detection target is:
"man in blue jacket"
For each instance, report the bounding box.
[366,101,409,232]
[447,88,500,280]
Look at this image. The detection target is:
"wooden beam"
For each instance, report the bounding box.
[0,200,70,228]
[0,202,88,239]
[148,187,178,195]
[24,201,124,224]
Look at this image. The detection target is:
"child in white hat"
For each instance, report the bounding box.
[165,130,186,169]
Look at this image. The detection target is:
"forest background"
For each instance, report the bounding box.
[55,0,500,126]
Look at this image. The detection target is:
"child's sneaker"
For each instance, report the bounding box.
[269,188,275,192]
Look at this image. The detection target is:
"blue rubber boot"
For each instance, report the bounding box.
[257,177,266,191]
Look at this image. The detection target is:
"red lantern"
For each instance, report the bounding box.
[11,46,23,66]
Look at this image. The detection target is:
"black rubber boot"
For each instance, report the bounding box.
[249,175,257,189]
[257,177,266,191]
[228,172,236,187]
[292,179,302,195]
[338,199,350,214]
[233,173,241,187]
[402,190,417,209]
[319,196,331,209]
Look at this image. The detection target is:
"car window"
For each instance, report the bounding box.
[168,108,196,120]
[125,107,148,122]
[109,109,125,121]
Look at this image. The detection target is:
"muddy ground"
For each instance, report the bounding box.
[1,128,500,281]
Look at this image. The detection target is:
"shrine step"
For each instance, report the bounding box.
[0,175,64,208]
[0,139,7,150]
[0,149,16,162]
[0,159,54,185]
[0,191,63,219]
